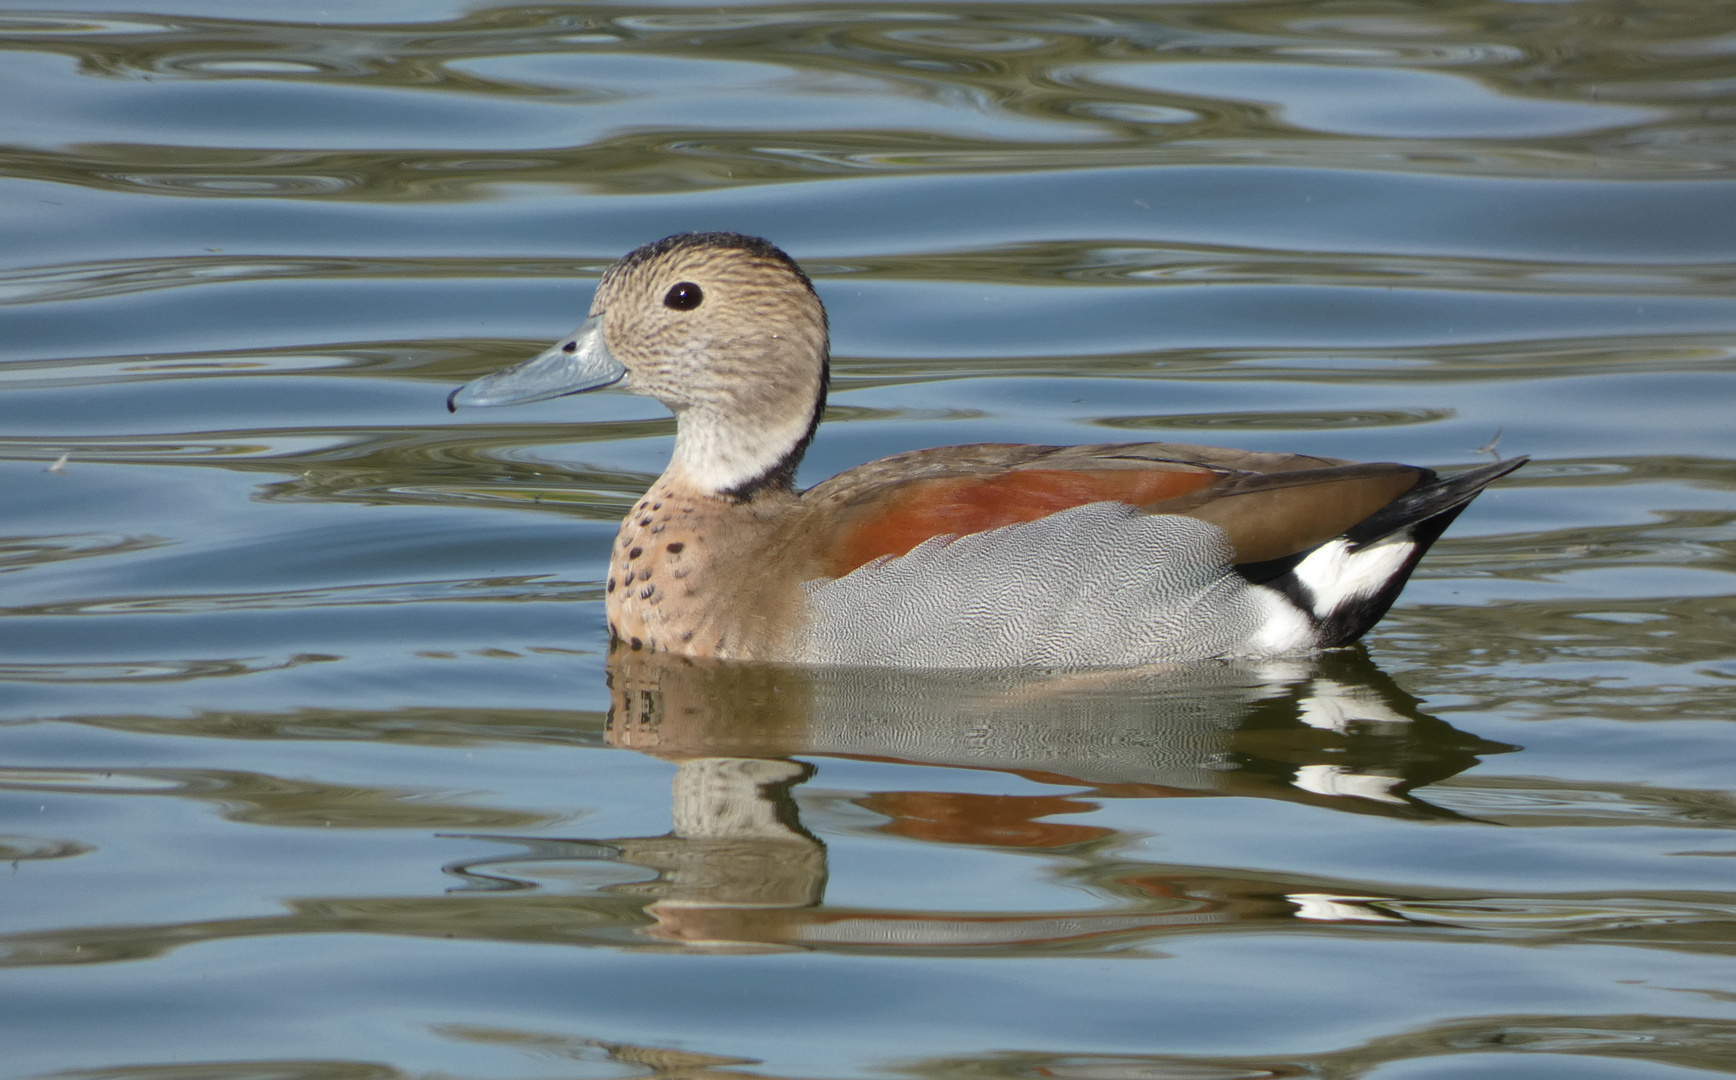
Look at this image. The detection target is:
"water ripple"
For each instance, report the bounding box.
[0,655,340,684]
[0,2,1732,1077]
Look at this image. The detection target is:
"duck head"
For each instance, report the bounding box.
[451,232,830,499]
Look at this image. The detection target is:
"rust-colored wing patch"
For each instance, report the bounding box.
[824,467,1219,577]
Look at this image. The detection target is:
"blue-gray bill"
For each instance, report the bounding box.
[447,314,625,411]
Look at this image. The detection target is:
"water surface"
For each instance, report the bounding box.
[2,2,1734,1078]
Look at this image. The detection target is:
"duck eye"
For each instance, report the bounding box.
[663,281,704,311]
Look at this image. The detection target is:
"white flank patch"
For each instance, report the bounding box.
[1291,538,1416,618]
[1243,587,1316,656]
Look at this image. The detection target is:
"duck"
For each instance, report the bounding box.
[450,231,1524,668]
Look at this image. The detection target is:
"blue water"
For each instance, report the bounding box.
[2,2,1734,1077]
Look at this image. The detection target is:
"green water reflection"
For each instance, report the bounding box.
[4,1,1732,203]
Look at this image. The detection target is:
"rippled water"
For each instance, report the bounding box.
[3,2,1734,1078]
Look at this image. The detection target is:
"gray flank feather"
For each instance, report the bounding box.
[797,502,1297,668]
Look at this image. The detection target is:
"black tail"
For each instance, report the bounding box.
[1343,456,1529,554]
[1247,456,1527,648]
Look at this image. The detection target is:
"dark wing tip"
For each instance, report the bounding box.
[1344,455,1527,549]
[1243,455,1529,646]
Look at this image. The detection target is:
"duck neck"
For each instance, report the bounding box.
[668,388,825,501]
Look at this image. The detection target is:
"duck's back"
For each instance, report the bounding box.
[755,442,1517,667]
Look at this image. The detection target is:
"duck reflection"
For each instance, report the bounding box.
[443,650,1514,951]
[606,648,1506,810]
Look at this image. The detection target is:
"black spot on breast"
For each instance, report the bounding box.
[639,585,655,599]
[630,637,643,650]
[607,578,616,593]
[652,503,662,511]
[639,518,651,527]
[623,571,635,586]
[672,569,688,579]
[628,547,643,560]
[681,631,694,643]
[666,542,685,554]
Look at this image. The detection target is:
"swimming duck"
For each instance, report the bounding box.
[451,231,1524,668]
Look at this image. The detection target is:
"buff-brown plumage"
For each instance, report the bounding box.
[454,232,1525,666]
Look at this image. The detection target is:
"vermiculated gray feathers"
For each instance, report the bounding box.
[797,502,1293,668]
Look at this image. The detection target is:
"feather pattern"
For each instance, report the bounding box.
[450,232,1526,668]
[798,503,1310,667]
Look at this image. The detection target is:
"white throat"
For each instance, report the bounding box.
[669,402,813,495]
